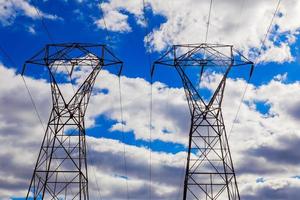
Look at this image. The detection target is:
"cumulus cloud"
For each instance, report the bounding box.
[257,42,294,63]
[0,63,51,198]
[95,9,131,32]
[87,72,190,144]
[95,0,300,63]
[0,62,188,199]
[95,0,145,32]
[241,177,300,200]
[1,61,300,199]
[248,134,300,165]
[0,0,62,26]
[87,137,187,199]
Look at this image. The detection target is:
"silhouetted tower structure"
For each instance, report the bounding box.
[152,44,253,200]
[22,43,122,200]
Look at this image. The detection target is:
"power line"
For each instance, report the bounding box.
[98,1,131,195]
[98,1,129,198]
[257,0,281,61]
[118,76,130,200]
[225,0,248,142]
[205,0,213,43]
[98,3,130,194]
[227,0,281,140]
[86,142,103,200]
[227,76,251,140]
[142,0,154,199]
[0,45,45,131]
[99,0,112,43]
[22,76,46,132]
[30,0,77,93]
[176,156,187,200]
[149,76,153,200]
[30,0,55,43]
[1,44,42,132]
[0,44,18,71]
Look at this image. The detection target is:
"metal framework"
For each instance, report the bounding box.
[22,43,122,200]
[152,44,253,200]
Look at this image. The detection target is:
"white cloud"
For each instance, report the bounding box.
[26,25,36,34]
[0,63,51,199]
[95,0,145,32]
[273,72,288,82]
[87,137,187,199]
[95,9,131,32]
[95,0,300,63]
[0,0,62,26]
[0,62,187,199]
[1,61,300,199]
[257,42,294,63]
[87,72,190,144]
[241,177,300,200]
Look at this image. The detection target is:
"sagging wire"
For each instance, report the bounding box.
[227,0,281,140]
[99,0,112,43]
[0,43,46,132]
[118,75,130,200]
[142,0,154,199]
[149,74,153,200]
[176,158,187,200]
[86,141,103,200]
[201,0,213,84]
[205,0,213,43]
[98,6,131,193]
[29,0,76,93]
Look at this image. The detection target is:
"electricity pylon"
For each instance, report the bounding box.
[152,44,253,200]
[22,43,122,200]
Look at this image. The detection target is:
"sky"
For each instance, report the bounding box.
[0,0,300,199]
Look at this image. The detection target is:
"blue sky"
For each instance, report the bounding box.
[1,0,300,199]
[0,0,160,79]
[1,0,299,83]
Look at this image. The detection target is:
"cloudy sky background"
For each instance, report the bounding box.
[1,0,300,199]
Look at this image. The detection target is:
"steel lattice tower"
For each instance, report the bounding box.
[22,43,122,200]
[152,44,253,200]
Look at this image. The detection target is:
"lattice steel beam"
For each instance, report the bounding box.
[22,43,122,200]
[152,43,253,200]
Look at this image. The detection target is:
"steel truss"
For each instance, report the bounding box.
[22,43,122,200]
[152,44,253,200]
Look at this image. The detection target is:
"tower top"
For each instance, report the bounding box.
[151,43,253,77]
[22,42,123,77]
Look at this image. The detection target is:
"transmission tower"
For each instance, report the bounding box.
[152,44,253,200]
[22,43,122,200]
